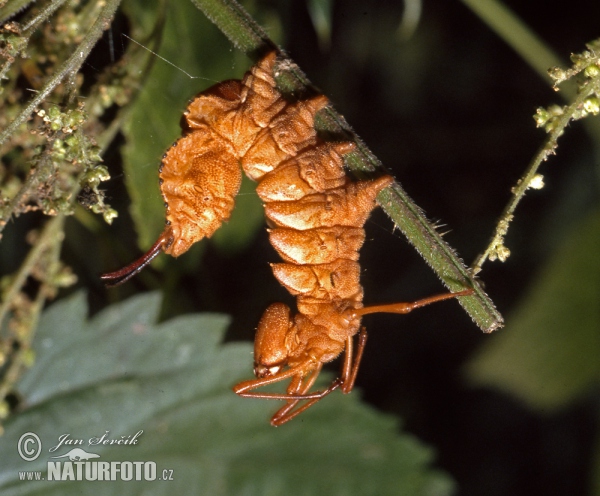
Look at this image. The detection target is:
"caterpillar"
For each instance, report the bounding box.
[101,51,471,426]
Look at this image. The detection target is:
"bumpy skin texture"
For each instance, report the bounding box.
[154,52,392,422]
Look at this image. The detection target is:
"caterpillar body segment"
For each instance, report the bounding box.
[267,226,365,264]
[101,51,472,425]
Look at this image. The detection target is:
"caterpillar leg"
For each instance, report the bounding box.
[233,360,339,426]
[270,328,369,425]
[233,329,369,426]
[268,291,469,425]
[339,328,367,394]
[348,289,473,319]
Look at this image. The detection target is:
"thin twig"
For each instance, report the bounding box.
[472,75,600,273]
[0,135,59,233]
[0,0,122,148]
[0,0,35,26]
[22,0,68,33]
[0,214,65,402]
[0,214,64,330]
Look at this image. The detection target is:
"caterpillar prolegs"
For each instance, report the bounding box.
[101,51,471,426]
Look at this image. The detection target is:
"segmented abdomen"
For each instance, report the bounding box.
[159,51,392,320]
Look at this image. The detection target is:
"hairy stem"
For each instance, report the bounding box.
[22,0,69,33]
[0,0,35,25]
[189,0,275,58]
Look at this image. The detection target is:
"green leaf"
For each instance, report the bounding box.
[466,207,600,410]
[210,174,263,254]
[2,292,455,495]
[121,0,262,254]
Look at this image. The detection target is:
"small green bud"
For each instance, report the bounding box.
[88,146,103,162]
[584,64,600,78]
[54,268,77,287]
[544,119,559,133]
[548,104,564,117]
[72,109,84,122]
[103,208,118,224]
[83,166,110,188]
[48,106,60,119]
[492,245,511,263]
[65,135,78,148]
[94,165,110,181]
[533,107,550,127]
[528,174,544,190]
[53,198,71,213]
[548,66,566,82]
[583,96,600,115]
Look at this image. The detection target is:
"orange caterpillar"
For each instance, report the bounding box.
[102,51,470,425]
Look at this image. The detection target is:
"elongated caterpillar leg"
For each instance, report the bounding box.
[270,363,344,426]
[270,378,343,426]
[339,328,368,394]
[233,360,341,426]
[347,289,474,319]
[270,329,369,425]
[233,361,324,400]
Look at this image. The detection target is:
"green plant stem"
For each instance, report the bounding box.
[0,0,69,83]
[22,0,68,33]
[454,10,600,272]
[472,75,600,273]
[0,135,59,233]
[379,185,502,332]
[189,0,275,58]
[191,0,503,331]
[0,215,63,403]
[0,102,128,401]
[0,0,35,25]
[0,214,64,331]
[0,0,122,148]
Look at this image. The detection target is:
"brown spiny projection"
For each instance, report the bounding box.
[101,51,472,425]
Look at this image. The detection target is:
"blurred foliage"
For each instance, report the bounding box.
[1,291,455,495]
[466,207,600,409]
